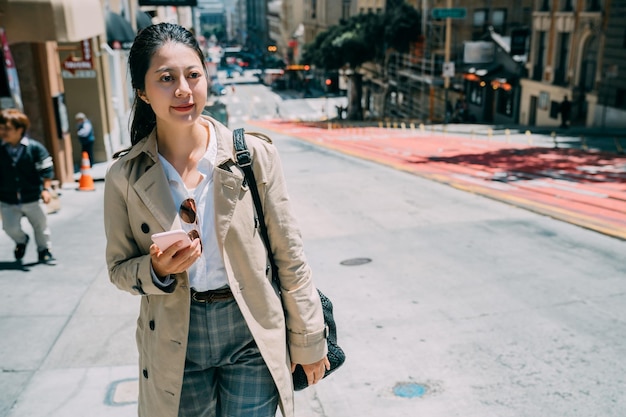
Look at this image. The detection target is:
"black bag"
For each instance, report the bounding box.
[233,128,346,391]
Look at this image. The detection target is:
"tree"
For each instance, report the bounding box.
[302,2,421,120]
[385,3,421,54]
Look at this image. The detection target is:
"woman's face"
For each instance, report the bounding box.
[140,41,208,129]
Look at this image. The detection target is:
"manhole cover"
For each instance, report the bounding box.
[393,382,427,398]
[105,378,138,406]
[340,257,372,266]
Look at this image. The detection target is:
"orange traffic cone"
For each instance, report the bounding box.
[78,151,95,191]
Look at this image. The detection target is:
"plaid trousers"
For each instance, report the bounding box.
[178,297,279,417]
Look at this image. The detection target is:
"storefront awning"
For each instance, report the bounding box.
[463,64,521,84]
[0,0,105,43]
[106,11,135,50]
[136,10,153,31]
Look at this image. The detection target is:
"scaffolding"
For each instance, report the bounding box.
[384,4,451,123]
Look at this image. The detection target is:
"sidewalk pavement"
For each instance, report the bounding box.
[1,122,624,416]
[249,120,626,241]
[0,162,336,417]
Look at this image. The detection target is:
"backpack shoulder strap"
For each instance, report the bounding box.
[232,128,279,283]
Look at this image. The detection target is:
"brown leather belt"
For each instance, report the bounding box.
[190,287,234,303]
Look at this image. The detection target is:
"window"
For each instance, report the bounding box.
[473,9,487,27]
[587,0,601,11]
[617,89,626,109]
[554,33,570,85]
[533,32,546,81]
[540,0,551,12]
[342,0,351,19]
[492,9,506,32]
[468,81,484,105]
[496,89,514,117]
[538,91,549,110]
[311,0,317,19]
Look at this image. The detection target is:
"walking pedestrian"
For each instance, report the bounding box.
[560,95,571,128]
[103,23,329,417]
[0,108,56,264]
[75,112,95,166]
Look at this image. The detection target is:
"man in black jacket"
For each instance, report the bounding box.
[0,109,56,264]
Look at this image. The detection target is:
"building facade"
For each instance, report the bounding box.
[302,0,352,47]
[0,0,198,188]
[519,0,606,127]
[597,0,626,127]
[245,0,268,54]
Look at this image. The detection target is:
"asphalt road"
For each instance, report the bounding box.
[2,117,625,416]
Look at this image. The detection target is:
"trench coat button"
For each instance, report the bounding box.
[143,369,148,378]
[149,320,155,330]
[141,223,150,233]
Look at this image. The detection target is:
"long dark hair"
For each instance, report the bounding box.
[128,23,205,145]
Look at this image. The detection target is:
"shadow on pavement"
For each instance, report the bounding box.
[0,260,34,271]
[427,148,626,184]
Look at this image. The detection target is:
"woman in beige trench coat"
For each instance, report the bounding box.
[104,23,328,417]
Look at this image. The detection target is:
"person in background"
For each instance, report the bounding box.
[560,96,571,128]
[75,112,95,166]
[0,108,56,265]
[103,23,328,417]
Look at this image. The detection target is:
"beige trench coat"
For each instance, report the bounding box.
[103,116,327,417]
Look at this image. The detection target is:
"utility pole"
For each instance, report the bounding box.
[432,1,464,123]
[444,0,451,123]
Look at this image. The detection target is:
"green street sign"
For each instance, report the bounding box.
[431,8,467,19]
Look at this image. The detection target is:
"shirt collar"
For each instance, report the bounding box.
[3,136,29,148]
[157,120,217,186]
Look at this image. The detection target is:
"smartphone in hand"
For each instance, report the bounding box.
[151,230,192,250]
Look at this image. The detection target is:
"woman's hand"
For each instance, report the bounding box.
[291,356,331,387]
[150,238,202,278]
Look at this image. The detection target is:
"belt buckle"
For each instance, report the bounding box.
[192,291,213,303]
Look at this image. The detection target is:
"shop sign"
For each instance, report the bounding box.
[62,40,94,74]
[463,41,495,64]
[62,70,97,79]
[0,28,23,110]
[442,62,455,77]
[431,8,466,19]
[52,93,69,139]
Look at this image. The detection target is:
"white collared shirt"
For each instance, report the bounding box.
[157,120,228,291]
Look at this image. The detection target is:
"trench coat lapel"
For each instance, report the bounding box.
[130,132,181,232]
[134,164,180,231]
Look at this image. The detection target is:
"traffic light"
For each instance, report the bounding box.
[325,79,332,86]
[267,45,277,53]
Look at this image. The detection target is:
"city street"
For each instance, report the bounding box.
[212,69,348,124]
[2,0,626,414]
[1,80,626,417]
